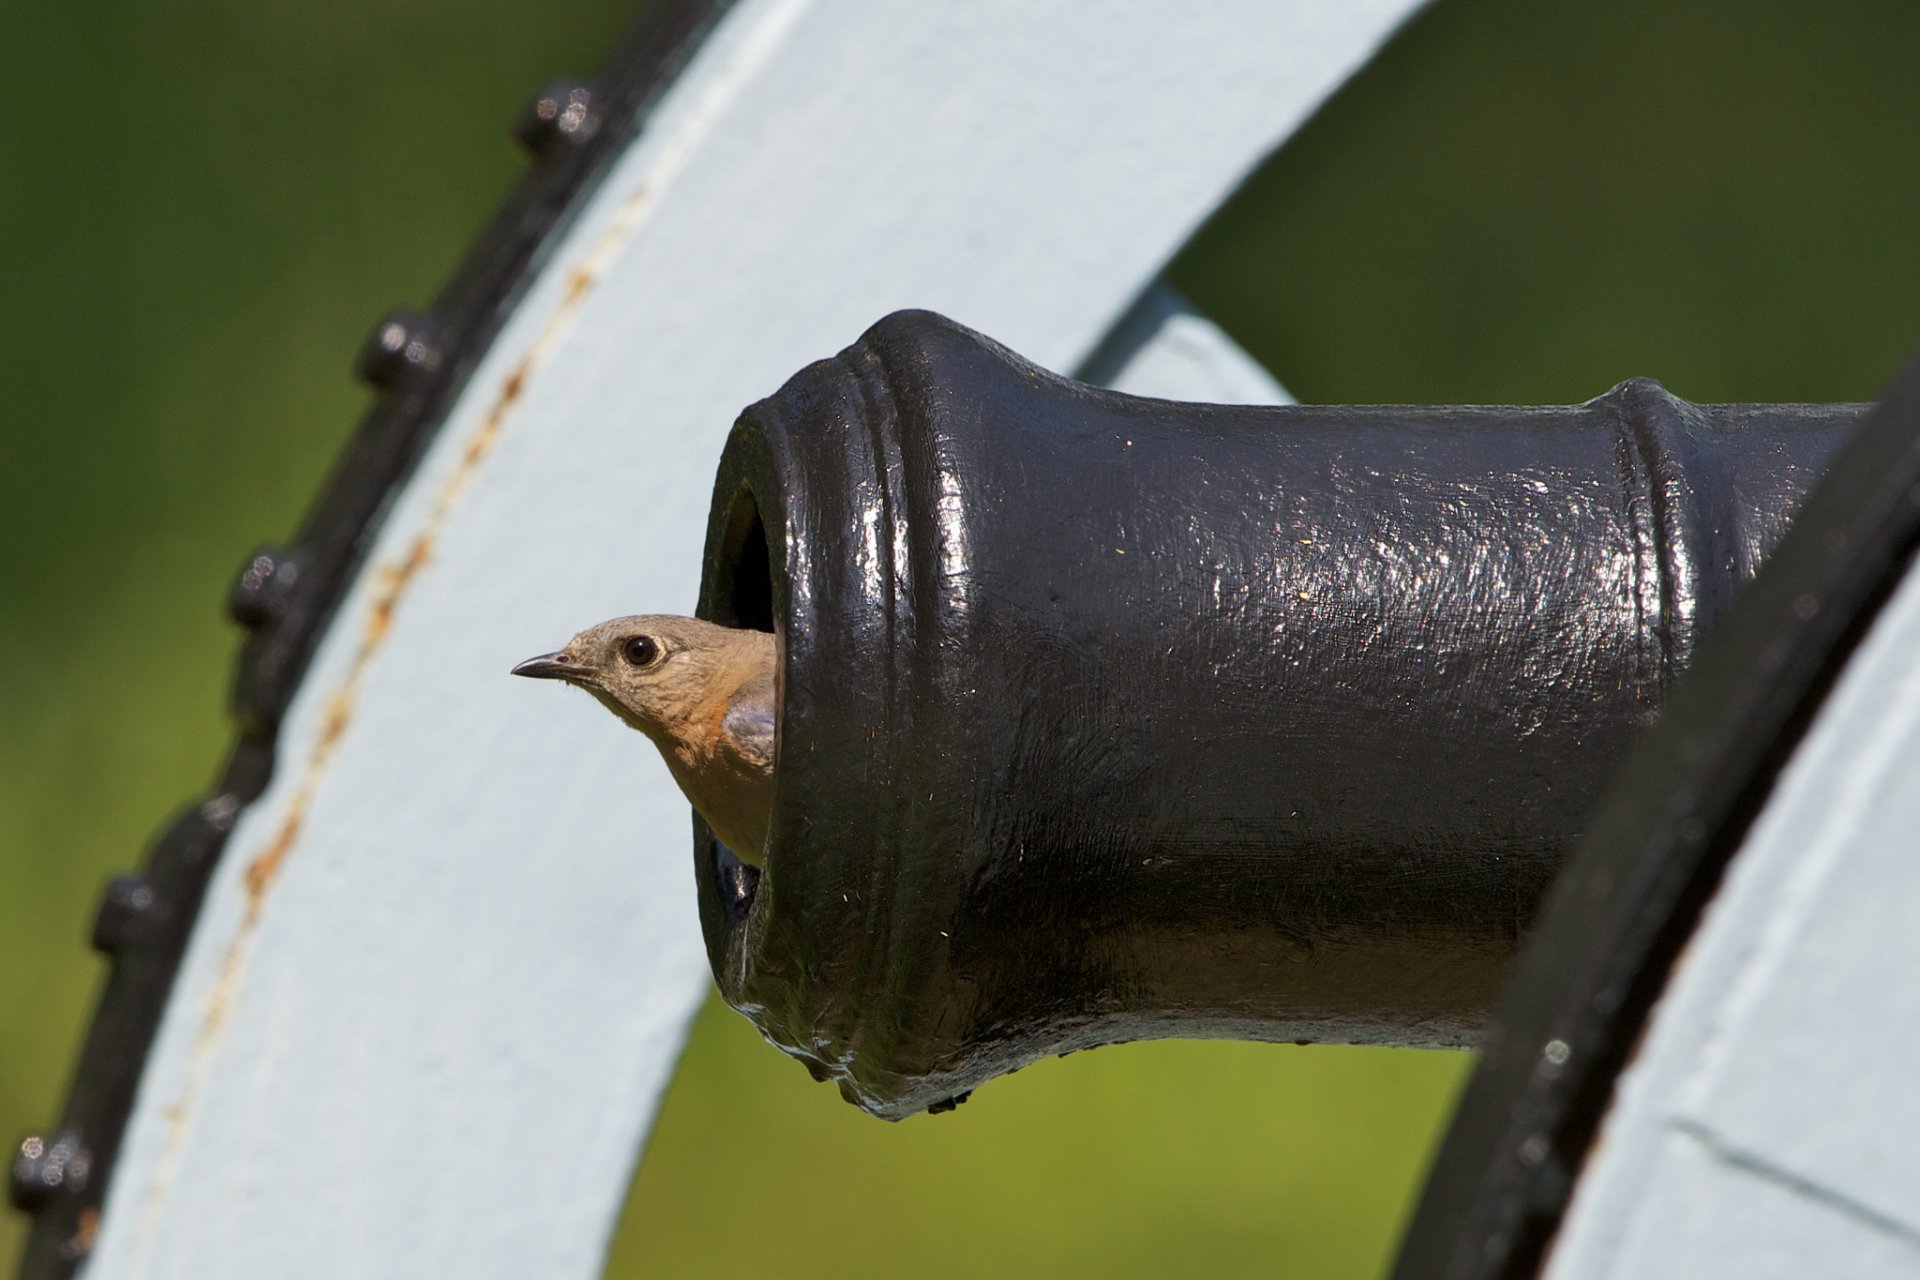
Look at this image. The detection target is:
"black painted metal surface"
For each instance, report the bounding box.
[694,310,1860,1120]
[1390,353,1920,1280]
[8,3,735,1274]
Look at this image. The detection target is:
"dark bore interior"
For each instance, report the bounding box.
[722,490,774,633]
[709,485,773,918]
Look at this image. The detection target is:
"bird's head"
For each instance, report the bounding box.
[511,613,743,741]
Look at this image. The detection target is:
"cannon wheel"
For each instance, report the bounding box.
[8,2,1428,1275]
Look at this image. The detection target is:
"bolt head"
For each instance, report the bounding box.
[515,79,597,155]
[354,309,443,390]
[92,874,166,954]
[227,545,303,628]
[9,1132,88,1213]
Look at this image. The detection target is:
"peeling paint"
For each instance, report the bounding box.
[63,1208,100,1261]
[126,170,664,1275]
[109,3,821,1265]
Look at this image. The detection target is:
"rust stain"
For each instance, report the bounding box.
[67,1207,100,1258]
[496,360,529,418]
[132,178,661,1260]
[241,803,304,912]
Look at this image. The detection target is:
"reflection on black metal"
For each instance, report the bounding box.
[6,3,732,1274]
[1393,353,1920,1280]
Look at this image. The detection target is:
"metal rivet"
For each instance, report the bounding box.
[92,875,166,954]
[227,545,304,629]
[9,1131,89,1213]
[514,79,597,155]
[354,309,443,390]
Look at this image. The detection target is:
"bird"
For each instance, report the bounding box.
[511,614,777,867]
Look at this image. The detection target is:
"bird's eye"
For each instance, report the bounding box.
[622,635,660,667]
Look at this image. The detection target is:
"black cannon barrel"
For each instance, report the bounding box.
[692,309,1856,1118]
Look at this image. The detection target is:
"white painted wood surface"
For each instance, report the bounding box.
[87,3,1421,1275]
[1545,557,1920,1278]
[1081,283,1293,405]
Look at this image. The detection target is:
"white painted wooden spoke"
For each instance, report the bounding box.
[89,2,1422,1276]
[1546,555,1920,1279]
[1082,283,1293,406]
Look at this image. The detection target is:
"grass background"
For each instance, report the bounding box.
[4,1,1917,1275]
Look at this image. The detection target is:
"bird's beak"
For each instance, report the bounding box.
[511,651,588,683]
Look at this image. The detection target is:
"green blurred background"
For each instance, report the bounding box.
[4,1,1917,1275]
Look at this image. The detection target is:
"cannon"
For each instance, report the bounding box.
[689,309,1856,1117]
